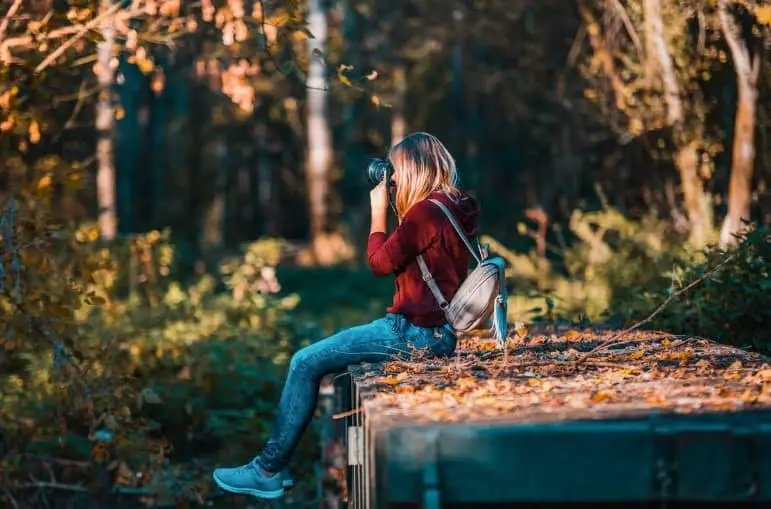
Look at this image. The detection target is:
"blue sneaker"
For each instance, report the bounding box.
[212,460,284,499]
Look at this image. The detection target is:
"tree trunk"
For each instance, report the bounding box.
[643,0,682,125]
[116,56,144,235]
[643,0,711,245]
[451,29,464,155]
[675,141,711,246]
[149,67,167,229]
[718,0,760,247]
[166,64,191,237]
[390,64,406,146]
[201,138,226,249]
[95,0,116,240]
[255,119,274,235]
[306,0,333,263]
[340,0,370,249]
[720,83,758,246]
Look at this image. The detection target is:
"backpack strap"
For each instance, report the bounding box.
[415,198,482,314]
[427,199,483,265]
[416,254,449,311]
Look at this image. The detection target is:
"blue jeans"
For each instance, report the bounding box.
[255,313,456,472]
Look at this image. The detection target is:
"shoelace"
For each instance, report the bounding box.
[236,462,258,476]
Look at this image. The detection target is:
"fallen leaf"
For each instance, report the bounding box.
[456,377,478,390]
[646,394,666,405]
[563,330,581,340]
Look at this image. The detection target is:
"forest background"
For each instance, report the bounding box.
[1,0,770,507]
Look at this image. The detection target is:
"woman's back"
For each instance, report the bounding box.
[367,190,480,327]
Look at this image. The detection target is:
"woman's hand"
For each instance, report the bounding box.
[369,180,389,215]
[369,180,388,234]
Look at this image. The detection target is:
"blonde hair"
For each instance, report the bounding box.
[388,132,460,217]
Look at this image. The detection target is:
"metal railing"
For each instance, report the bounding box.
[333,371,377,509]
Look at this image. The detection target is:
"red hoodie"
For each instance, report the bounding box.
[367,190,481,327]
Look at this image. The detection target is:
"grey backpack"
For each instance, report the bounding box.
[416,199,508,345]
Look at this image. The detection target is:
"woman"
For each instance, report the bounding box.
[212,132,480,499]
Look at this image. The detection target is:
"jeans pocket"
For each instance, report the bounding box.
[404,323,456,358]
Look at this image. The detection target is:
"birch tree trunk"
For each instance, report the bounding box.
[390,64,406,146]
[201,139,226,249]
[718,0,760,247]
[256,119,273,235]
[149,67,166,228]
[95,0,117,240]
[643,0,711,246]
[306,0,333,262]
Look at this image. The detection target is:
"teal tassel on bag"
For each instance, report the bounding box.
[492,291,508,348]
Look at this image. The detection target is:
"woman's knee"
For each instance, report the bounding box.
[288,338,346,378]
[288,347,312,373]
[288,342,329,376]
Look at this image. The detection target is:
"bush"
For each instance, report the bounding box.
[0,196,322,507]
[613,225,771,352]
[490,205,698,323]
[493,203,769,352]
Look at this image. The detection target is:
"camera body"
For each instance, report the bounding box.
[367,158,394,186]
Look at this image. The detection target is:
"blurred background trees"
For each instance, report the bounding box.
[1,0,770,507]
[3,0,769,258]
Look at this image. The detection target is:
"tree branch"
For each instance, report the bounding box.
[750,51,761,84]
[1,25,81,54]
[0,0,23,43]
[578,253,737,362]
[256,0,327,92]
[34,1,124,73]
[719,0,752,79]
[643,0,683,126]
[607,0,643,58]
[697,8,706,54]
[15,481,88,492]
[578,0,631,115]
[0,487,19,509]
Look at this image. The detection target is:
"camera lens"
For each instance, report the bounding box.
[367,158,393,186]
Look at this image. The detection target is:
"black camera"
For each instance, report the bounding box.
[367,158,394,186]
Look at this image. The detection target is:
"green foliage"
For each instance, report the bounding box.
[496,205,698,323]
[499,208,769,352]
[278,265,394,333]
[2,0,770,505]
[0,194,322,507]
[614,225,771,352]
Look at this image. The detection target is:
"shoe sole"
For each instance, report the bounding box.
[212,472,285,499]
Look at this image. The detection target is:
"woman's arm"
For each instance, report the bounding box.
[369,181,388,236]
[366,193,440,276]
